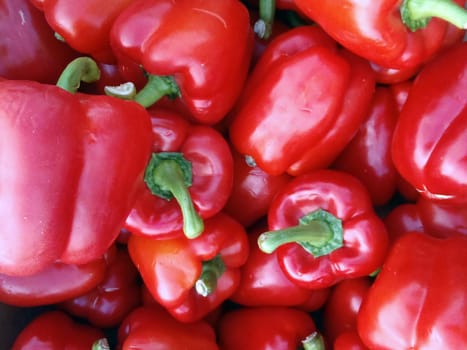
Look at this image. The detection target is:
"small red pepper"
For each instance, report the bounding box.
[294,0,467,69]
[332,87,399,207]
[392,42,467,204]
[358,232,467,349]
[229,26,375,176]
[59,244,142,328]
[128,212,249,323]
[109,0,254,125]
[383,203,424,243]
[258,169,389,289]
[124,108,233,239]
[0,57,153,275]
[217,306,325,350]
[11,310,106,350]
[117,305,218,350]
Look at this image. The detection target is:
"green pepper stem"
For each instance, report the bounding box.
[104,82,137,100]
[257,208,344,257]
[92,338,110,350]
[255,0,276,39]
[401,0,467,31]
[56,57,101,93]
[302,332,326,350]
[144,153,204,239]
[133,74,180,108]
[195,255,226,297]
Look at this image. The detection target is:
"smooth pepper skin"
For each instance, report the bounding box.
[262,169,388,289]
[293,0,466,69]
[110,0,254,125]
[391,42,467,205]
[229,26,375,176]
[0,73,153,275]
[358,232,467,349]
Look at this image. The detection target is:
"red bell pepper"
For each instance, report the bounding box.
[11,310,106,350]
[217,306,325,350]
[358,232,467,349]
[383,203,424,243]
[117,305,218,350]
[229,26,375,176]
[223,149,292,228]
[230,222,329,309]
[0,253,107,307]
[0,0,79,84]
[391,42,467,205]
[59,244,142,328]
[124,108,233,239]
[0,57,153,275]
[31,0,135,63]
[294,0,467,69]
[258,169,389,289]
[128,212,249,323]
[109,0,254,125]
[332,87,399,207]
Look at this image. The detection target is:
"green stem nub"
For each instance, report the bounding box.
[144,152,204,239]
[302,332,326,350]
[401,0,467,31]
[195,255,226,297]
[255,0,276,39]
[257,208,344,257]
[92,338,110,350]
[56,57,101,93]
[133,74,180,108]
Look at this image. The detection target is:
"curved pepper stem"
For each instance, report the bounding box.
[302,332,326,350]
[255,0,276,39]
[257,208,344,257]
[92,338,110,350]
[144,152,204,239]
[195,255,226,297]
[401,0,467,31]
[133,74,181,108]
[56,57,101,93]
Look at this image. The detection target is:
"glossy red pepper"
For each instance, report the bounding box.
[391,42,467,205]
[332,87,399,207]
[223,149,292,228]
[294,0,467,69]
[117,305,218,350]
[109,0,254,125]
[124,108,233,239]
[229,26,375,176]
[217,306,325,350]
[31,0,135,63]
[0,253,107,307]
[128,212,249,323]
[230,222,329,309]
[0,0,79,84]
[11,310,106,350]
[358,232,467,349]
[59,244,141,328]
[258,169,388,289]
[0,57,153,276]
[383,203,424,243]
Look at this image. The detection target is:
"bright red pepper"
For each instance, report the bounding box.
[59,244,141,328]
[358,232,467,349]
[334,331,369,350]
[258,169,389,289]
[11,310,106,350]
[117,305,218,350]
[109,0,254,125]
[230,222,329,309]
[332,87,399,207]
[124,108,233,239]
[31,0,135,63]
[0,0,79,84]
[391,42,467,205]
[229,26,375,176]
[294,0,467,69]
[217,306,325,350]
[0,57,153,276]
[383,203,424,243]
[128,212,249,323]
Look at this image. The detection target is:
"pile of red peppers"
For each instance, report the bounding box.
[1,0,466,349]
